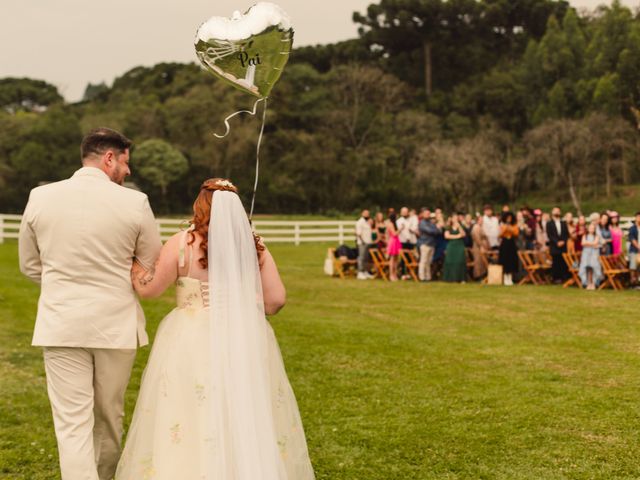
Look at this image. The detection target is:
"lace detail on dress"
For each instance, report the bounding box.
[176,277,209,309]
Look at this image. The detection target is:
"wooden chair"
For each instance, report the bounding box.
[370,249,390,281]
[400,249,419,282]
[517,250,550,286]
[611,254,629,270]
[465,248,475,277]
[562,251,582,289]
[328,248,357,279]
[599,254,630,291]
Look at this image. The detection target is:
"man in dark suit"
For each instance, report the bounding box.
[546,206,569,283]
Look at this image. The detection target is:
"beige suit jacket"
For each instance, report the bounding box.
[19,167,162,349]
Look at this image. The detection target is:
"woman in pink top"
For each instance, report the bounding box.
[610,211,623,255]
[385,211,401,281]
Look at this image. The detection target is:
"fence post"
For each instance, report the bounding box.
[0,215,4,244]
[294,223,301,246]
[338,223,344,245]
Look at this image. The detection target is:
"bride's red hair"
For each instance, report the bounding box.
[189,178,264,269]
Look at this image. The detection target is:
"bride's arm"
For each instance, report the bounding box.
[258,246,286,315]
[131,233,181,299]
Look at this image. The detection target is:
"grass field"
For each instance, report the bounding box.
[1,241,640,479]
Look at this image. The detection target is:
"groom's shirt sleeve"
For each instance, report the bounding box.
[134,196,162,271]
[18,194,42,283]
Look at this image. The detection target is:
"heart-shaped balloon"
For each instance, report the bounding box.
[195,2,294,98]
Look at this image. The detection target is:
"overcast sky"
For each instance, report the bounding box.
[1,0,637,101]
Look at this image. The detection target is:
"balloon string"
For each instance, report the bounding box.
[213,97,266,139]
[250,97,267,220]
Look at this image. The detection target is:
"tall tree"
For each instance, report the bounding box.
[133,139,188,211]
[525,118,591,213]
[354,0,483,97]
[0,78,63,113]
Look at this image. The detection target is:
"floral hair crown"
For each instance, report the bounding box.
[215,179,234,189]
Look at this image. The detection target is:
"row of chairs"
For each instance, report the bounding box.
[519,250,632,290]
[331,247,633,289]
[328,247,420,281]
[331,247,484,282]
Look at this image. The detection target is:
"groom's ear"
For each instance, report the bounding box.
[103,150,116,166]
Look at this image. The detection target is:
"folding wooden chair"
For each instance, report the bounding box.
[328,248,357,279]
[517,250,549,286]
[599,255,630,290]
[465,248,475,277]
[611,253,629,270]
[400,249,419,282]
[370,248,390,281]
[562,251,582,289]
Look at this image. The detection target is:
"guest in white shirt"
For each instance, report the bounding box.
[355,209,374,280]
[482,205,500,250]
[397,207,415,249]
[408,208,419,246]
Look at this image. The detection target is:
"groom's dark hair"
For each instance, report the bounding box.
[81,128,132,160]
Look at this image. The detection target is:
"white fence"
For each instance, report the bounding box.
[0,214,357,246]
[1,214,635,246]
[156,218,357,245]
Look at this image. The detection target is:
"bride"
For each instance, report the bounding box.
[116,178,315,480]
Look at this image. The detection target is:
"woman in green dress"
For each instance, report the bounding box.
[443,214,467,283]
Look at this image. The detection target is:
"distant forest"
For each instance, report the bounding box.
[1,0,640,215]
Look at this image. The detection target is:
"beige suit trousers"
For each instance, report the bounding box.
[43,347,136,480]
[419,244,435,281]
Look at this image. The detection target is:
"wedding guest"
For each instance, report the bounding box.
[443,214,467,283]
[471,215,490,279]
[432,212,447,279]
[629,212,640,285]
[408,208,420,247]
[499,212,520,286]
[609,212,623,256]
[374,211,386,248]
[396,207,415,279]
[397,207,415,250]
[565,212,576,254]
[385,212,401,281]
[574,215,586,253]
[462,213,474,248]
[355,209,374,280]
[523,207,537,250]
[547,207,569,283]
[417,208,441,282]
[482,205,500,250]
[515,210,528,251]
[579,222,603,290]
[535,210,549,252]
[597,212,612,255]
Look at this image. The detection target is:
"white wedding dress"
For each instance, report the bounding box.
[116,192,315,480]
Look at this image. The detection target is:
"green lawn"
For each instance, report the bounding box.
[1,241,639,479]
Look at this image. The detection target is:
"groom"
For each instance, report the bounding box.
[18,128,162,480]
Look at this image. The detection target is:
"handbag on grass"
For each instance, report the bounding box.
[487,264,503,285]
[324,252,334,276]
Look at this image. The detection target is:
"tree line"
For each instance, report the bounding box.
[0,0,639,215]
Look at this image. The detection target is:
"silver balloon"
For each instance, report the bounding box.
[195,3,294,98]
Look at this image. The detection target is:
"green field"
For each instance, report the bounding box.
[1,241,640,479]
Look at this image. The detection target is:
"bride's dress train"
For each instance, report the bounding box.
[115,276,315,479]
